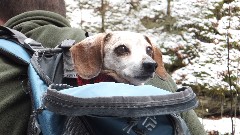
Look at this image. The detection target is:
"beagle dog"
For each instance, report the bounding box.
[70,31,167,86]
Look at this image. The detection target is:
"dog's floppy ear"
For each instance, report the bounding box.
[70,33,110,79]
[152,46,168,80]
[144,36,168,80]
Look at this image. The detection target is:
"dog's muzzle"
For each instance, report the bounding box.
[133,58,158,81]
[142,59,158,74]
[143,61,158,73]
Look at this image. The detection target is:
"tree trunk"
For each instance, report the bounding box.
[101,0,105,32]
[166,0,172,31]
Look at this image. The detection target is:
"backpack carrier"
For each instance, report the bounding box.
[0,26,198,135]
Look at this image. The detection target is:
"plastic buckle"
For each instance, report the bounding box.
[24,38,44,52]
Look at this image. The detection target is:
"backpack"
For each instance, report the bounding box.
[0,26,198,135]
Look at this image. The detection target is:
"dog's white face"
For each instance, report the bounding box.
[103,31,158,85]
[70,31,167,85]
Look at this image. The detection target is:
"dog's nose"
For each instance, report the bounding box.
[143,61,158,73]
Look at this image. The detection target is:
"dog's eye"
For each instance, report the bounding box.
[114,45,130,56]
[146,46,153,56]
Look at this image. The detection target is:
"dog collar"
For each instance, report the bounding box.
[77,74,116,86]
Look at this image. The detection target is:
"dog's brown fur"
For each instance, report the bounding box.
[70,31,167,85]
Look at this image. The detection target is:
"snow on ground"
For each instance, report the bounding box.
[200,117,240,134]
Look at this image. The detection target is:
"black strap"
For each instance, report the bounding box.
[0,26,45,53]
[176,87,188,92]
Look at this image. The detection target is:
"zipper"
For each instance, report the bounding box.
[169,114,190,135]
[27,79,46,135]
[168,114,178,135]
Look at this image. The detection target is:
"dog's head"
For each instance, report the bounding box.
[70,31,167,85]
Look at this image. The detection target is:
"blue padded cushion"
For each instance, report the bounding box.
[59,82,171,98]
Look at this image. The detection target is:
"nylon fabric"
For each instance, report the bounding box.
[28,64,66,135]
[0,39,30,64]
[86,115,174,135]
[59,82,171,98]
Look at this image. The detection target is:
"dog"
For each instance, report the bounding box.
[70,31,167,86]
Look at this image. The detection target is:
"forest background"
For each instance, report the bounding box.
[65,0,240,134]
